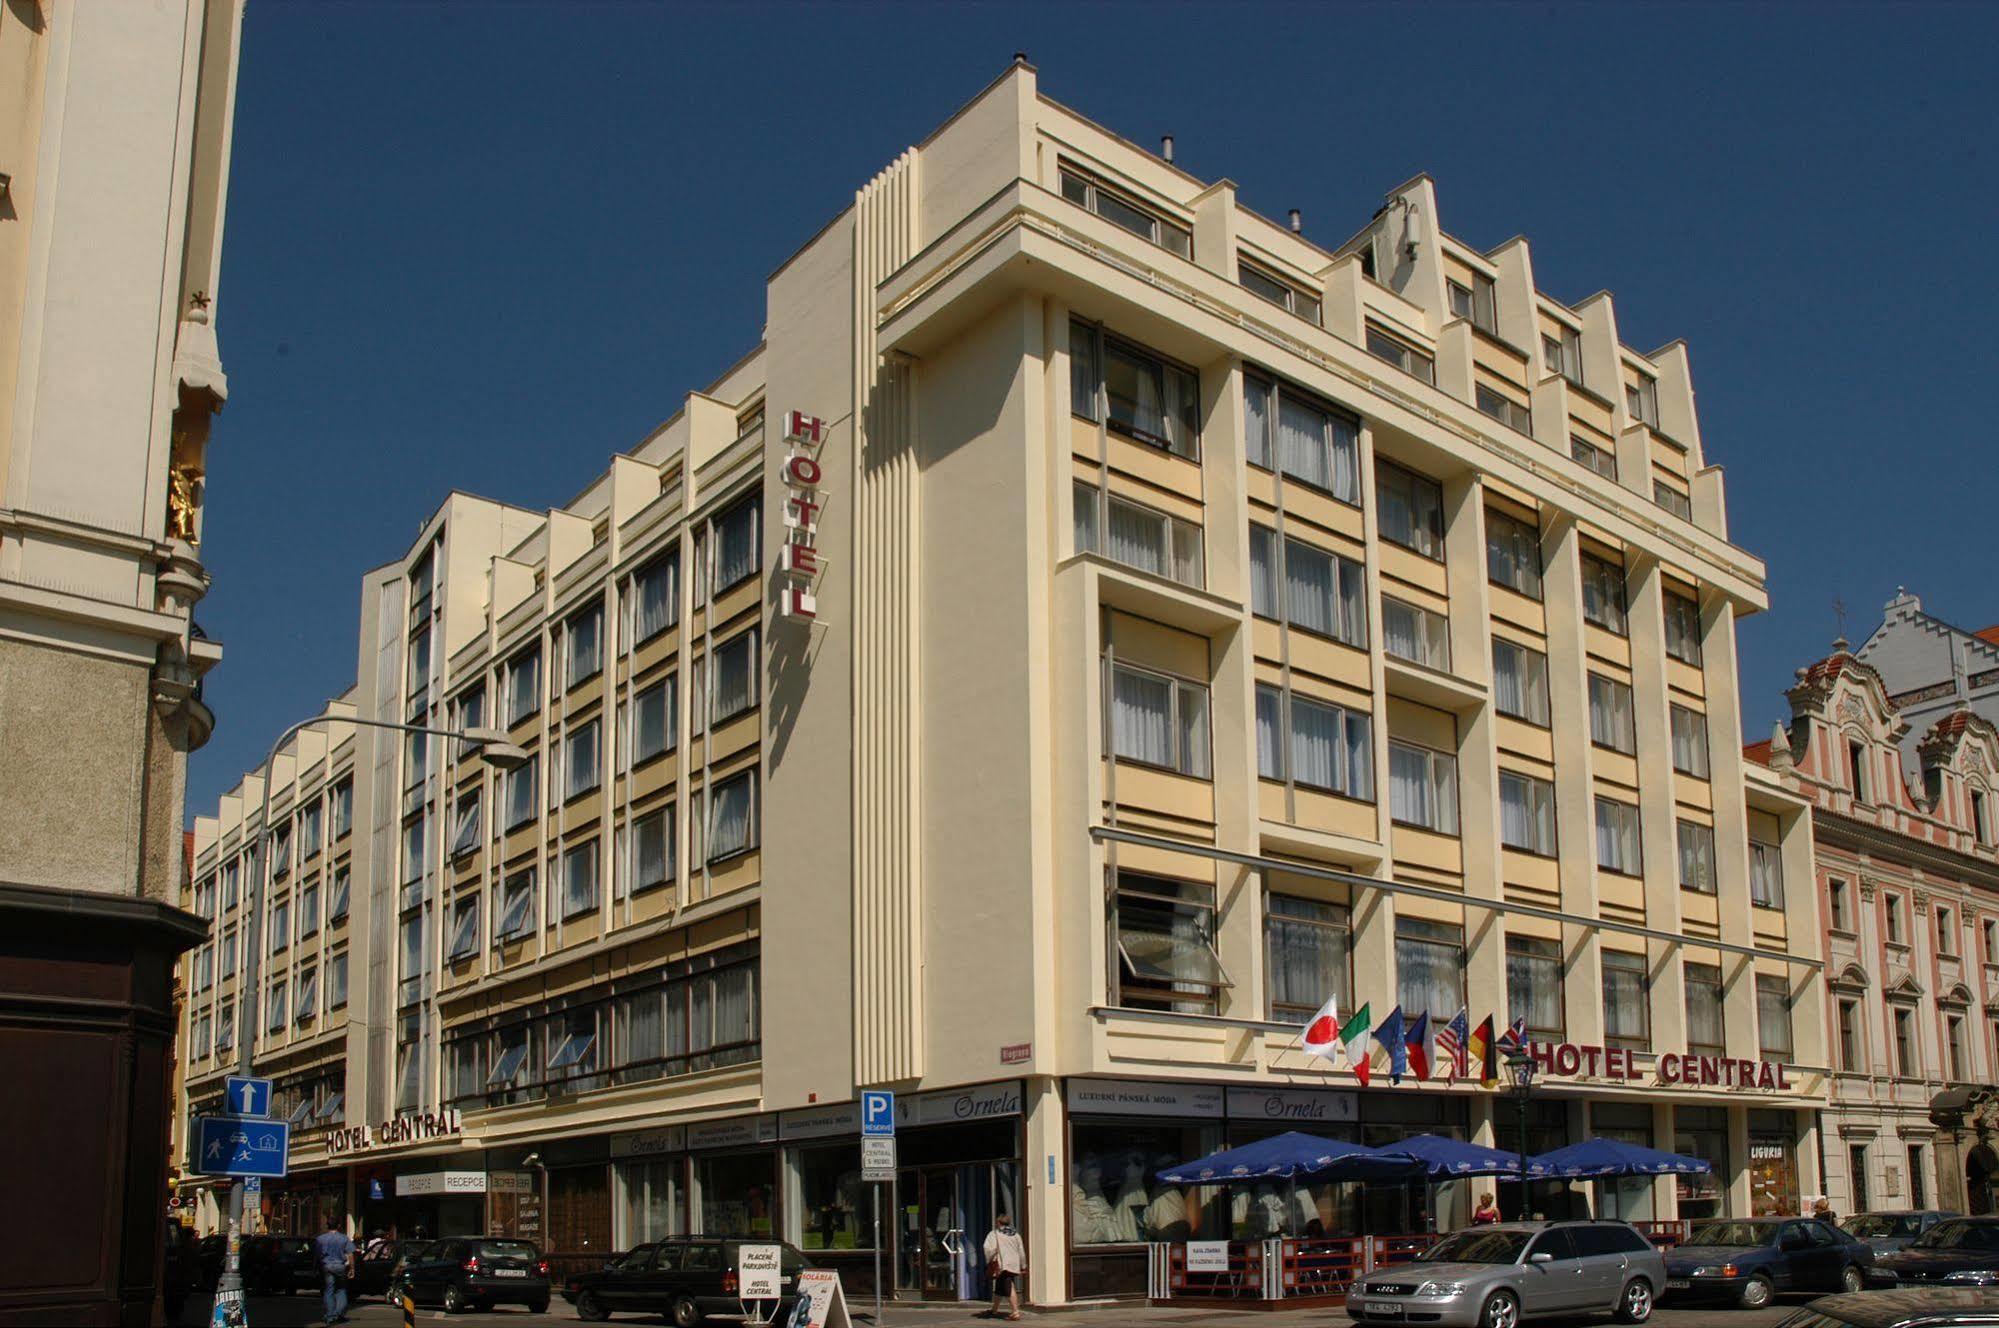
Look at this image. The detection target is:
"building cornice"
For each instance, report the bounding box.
[1813,807,1999,892]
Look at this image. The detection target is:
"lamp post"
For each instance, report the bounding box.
[212,713,527,1324]
[1505,1047,1536,1219]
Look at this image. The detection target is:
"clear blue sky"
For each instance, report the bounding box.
[190,1,1999,813]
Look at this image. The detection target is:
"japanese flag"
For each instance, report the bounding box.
[1299,996,1342,1060]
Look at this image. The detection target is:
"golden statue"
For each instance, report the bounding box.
[167,460,202,543]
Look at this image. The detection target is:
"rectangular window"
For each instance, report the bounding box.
[505,647,541,725]
[1448,272,1498,335]
[400,814,426,887]
[1075,330,1200,459]
[1266,895,1351,1023]
[1588,673,1636,754]
[1243,374,1360,502]
[561,839,599,919]
[329,951,348,1008]
[1248,527,1368,646]
[1595,797,1643,875]
[1506,935,1564,1040]
[1396,918,1465,1019]
[1975,790,1992,844]
[1492,638,1551,725]
[1829,878,1851,932]
[1911,1145,1929,1208]
[1580,553,1628,634]
[1948,1014,1968,1080]
[1894,1006,1916,1075]
[1757,974,1794,1060]
[270,897,290,951]
[271,825,292,879]
[1365,325,1436,384]
[1654,481,1693,521]
[267,979,287,1032]
[1485,509,1542,598]
[1626,374,1660,428]
[1850,1146,1870,1213]
[633,676,675,765]
[219,927,236,978]
[1382,596,1451,671]
[1389,741,1459,834]
[1887,894,1905,944]
[398,914,424,1005]
[566,603,604,687]
[710,630,760,724]
[1985,917,1997,963]
[1255,684,1374,799]
[1475,384,1532,433]
[450,790,482,859]
[1677,820,1717,893]
[328,867,349,923]
[407,625,431,701]
[1377,462,1445,560]
[631,805,674,896]
[447,895,480,960]
[1070,321,1098,418]
[1670,705,1710,778]
[505,755,538,830]
[298,881,319,939]
[1837,998,1859,1070]
[707,770,758,861]
[1939,905,1958,955]
[299,804,323,858]
[632,554,679,644]
[1664,592,1704,665]
[1107,662,1211,779]
[1571,435,1618,480]
[1073,483,1205,588]
[1239,260,1320,323]
[1499,770,1557,856]
[1750,842,1785,909]
[1686,963,1725,1055]
[710,496,760,595]
[566,719,601,800]
[1542,325,1582,384]
[1114,871,1227,1014]
[1601,951,1650,1049]
[497,868,537,942]
[1058,164,1193,258]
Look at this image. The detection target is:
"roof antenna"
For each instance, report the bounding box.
[1160,134,1174,164]
[1012,51,1029,66]
[1288,209,1302,234]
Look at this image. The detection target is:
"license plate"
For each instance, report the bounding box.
[1362,1304,1404,1318]
[1666,1280,1690,1290]
[493,1268,527,1277]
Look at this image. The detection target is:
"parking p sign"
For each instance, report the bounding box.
[860,1090,895,1137]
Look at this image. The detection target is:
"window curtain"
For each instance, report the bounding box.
[1678,821,1716,890]
[1757,979,1794,1058]
[637,561,676,640]
[1105,344,1164,440]
[1290,696,1341,791]
[1249,527,1279,616]
[1277,395,1331,490]
[1073,481,1099,555]
[1673,708,1710,777]
[1267,897,1348,1017]
[1602,958,1648,1041]
[1751,843,1784,907]
[1685,968,1725,1050]
[1500,773,1551,853]
[1255,686,1283,779]
[710,776,755,858]
[1285,540,1336,636]
[1071,323,1099,420]
[1112,667,1173,766]
[1390,743,1430,826]
[1493,641,1527,718]
[715,503,758,589]
[1506,939,1562,1033]
[1344,712,1375,801]
[1336,558,1368,646]
[1244,378,1272,468]
[1396,924,1463,1016]
[1106,499,1167,576]
[565,843,598,914]
[636,681,671,762]
[1383,599,1422,663]
[1596,799,1639,873]
[1590,676,1633,751]
[713,636,757,720]
[1175,682,1211,778]
[636,812,670,888]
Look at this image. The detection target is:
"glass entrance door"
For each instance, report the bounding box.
[894,1162,1021,1301]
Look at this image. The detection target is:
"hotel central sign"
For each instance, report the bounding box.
[327,1107,463,1157]
[1527,1041,1793,1091]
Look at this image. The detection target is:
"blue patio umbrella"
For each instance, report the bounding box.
[1530,1138,1712,1179]
[1155,1131,1421,1184]
[1389,1133,1554,1180]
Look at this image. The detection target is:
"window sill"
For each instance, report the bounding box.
[705,845,758,868]
[1390,818,1461,838]
[1487,578,1545,604]
[564,786,602,805]
[711,570,759,602]
[1109,755,1211,783]
[1246,462,1365,511]
[566,668,604,692]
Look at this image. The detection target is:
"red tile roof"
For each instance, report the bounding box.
[1977,625,1999,647]
[1743,738,1773,766]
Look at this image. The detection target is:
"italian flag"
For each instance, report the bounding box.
[1338,1003,1373,1085]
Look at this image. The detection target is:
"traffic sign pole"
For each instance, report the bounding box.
[859,1092,894,1327]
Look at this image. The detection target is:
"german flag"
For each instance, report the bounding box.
[1470,1014,1499,1089]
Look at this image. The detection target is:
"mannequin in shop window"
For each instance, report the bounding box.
[1111,1155,1149,1242]
[1144,1154,1190,1240]
[1070,1159,1116,1244]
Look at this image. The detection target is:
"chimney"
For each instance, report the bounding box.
[1288,209,1302,234]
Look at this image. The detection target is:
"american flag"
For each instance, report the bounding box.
[1437,1008,1470,1080]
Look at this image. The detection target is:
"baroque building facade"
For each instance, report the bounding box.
[178,62,1824,1304]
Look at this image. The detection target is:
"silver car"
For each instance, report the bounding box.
[1347,1221,1666,1328]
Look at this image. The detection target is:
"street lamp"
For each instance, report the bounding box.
[1505,1047,1536,1219]
[211,712,528,1322]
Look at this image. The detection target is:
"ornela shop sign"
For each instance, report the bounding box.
[1527,1042,1792,1091]
[779,410,824,621]
[327,1107,463,1157]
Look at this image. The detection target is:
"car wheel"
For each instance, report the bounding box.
[1738,1273,1773,1309]
[1840,1264,1864,1294]
[673,1293,705,1328]
[1613,1277,1654,1323]
[1479,1289,1520,1328]
[443,1283,465,1314]
[527,1296,550,1314]
[576,1289,611,1322]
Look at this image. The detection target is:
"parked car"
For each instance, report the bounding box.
[1776,1286,1999,1327]
[1878,1218,1999,1287]
[383,1240,443,1306]
[185,1232,316,1294]
[1663,1217,1878,1309]
[562,1237,812,1326]
[394,1237,550,1314]
[192,1234,225,1291]
[1848,1213,1964,1255]
[352,1238,411,1300]
[1345,1220,1666,1327]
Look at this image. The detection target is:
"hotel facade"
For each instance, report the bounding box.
[1752,636,1999,1220]
[177,63,1827,1304]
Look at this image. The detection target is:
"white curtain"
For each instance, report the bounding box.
[636,810,670,888]
[1678,821,1715,890]
[1073,481,1099,555]
[1107,344,1165,439]
[1249,526,1279,617]
[1390,743,1429,825]
[1590,675,1633,751]
[714,502,758,589]
[1383,598,1421,662]
[1244,378,1272,468]
[1500,772,1551,853]
[1255,686,1283,779]
[1337,558,1368,646]
[1112,667,1173,766]
[1277,396,1330,491]
[712,634,757,720]
[1396,922,1464,1017]
[1685,967,1725,1050]
[1345,712,1374,801]
[1596,799,1639,873]
[1290,696,1341,791]
[636,560,676,640]
[1673,707,1710,777]
[1285,540,1336,636]
[710,775,755,857]
[1175,682,1211,778]
[1106,499,1166,576]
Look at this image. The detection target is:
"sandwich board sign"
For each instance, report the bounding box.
[791,1269,852,1328]
[738,1243,783,1301]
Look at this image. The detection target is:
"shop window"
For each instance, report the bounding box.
[1591,1102,1655,1222]
[1254,684,1373,798]
[1491,639,1550,725]
[617,1160,681,1246]
[1069,1118,1221,1253]
[1588,674,1635,753]
[1266,895,1352,1024]
[1506,935,1563,1040]
[1249,526,1367,646]
[1748,1111,1799,1217]
[1670,705,1710,778]
[1112,871,1228,1015]
[795,1143,869,1252]
[1675,1107,1729,1220]
[698,1151,777,1237]
[1397,918,1465,1019]
[1106,661,1211,778]
[1243,373,1359,501]
[1685,963,1725,1056]
[1601,951,1649,1049]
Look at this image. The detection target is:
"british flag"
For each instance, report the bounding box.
[1495,1015,1529,1054]
[1436,1008,1470,1080]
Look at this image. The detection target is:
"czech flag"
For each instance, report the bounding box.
[1405,1010,1432,1081]
[1300,996,1342,1062]
[1338,1003,1373,1085]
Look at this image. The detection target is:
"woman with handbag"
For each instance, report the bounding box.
[983,1213,1026,1320]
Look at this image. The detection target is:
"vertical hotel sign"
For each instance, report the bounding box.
[780,410,825,621]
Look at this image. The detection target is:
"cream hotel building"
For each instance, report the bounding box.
[178,64,1829,1302]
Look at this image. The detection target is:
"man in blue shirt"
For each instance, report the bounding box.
[313,1216,355,1325]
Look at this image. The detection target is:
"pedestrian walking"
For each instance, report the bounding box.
[983,1213,1026,1321]
[313,1215,355,1326]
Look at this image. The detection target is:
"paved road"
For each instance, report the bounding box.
[177,1290,1807,1327]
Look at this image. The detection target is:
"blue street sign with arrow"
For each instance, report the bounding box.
[194,1116,289,1178]
[222,1075,272,1119]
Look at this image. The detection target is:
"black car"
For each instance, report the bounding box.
[1880,1218,1999,1287]
[352,1239,412,1300]
[1777,1287,1999,1327]
[394,1237,550,1314]
[1663,1217,1878,1309]
[562,1238,811,1326]
[1848,1213,1964,1256]
[236,1235,319,1295]
[162,1223,195,1319]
